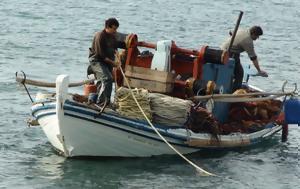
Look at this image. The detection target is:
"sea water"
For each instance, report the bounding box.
[0,0,299,188]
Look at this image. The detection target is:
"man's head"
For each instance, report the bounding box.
[105,18,119,34]
[250,26,263,40]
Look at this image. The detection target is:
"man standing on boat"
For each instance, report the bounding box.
[221,26,268,91]
[89,18,127,105]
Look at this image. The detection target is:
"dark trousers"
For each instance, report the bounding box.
[232,53,244,91]
[90,61,113,104]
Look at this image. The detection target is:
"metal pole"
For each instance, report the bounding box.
[281,123,288,142]
[228,11,244,55]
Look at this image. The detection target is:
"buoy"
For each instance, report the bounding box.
[84,84,97,96]
[284,98,300,124]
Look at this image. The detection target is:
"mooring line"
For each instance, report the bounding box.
[118,66,215,176]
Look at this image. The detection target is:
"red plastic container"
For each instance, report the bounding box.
[84,84,97,96]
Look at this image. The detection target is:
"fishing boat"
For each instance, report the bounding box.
[17,32,300,159]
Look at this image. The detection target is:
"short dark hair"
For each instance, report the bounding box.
[105,18,119,28]
[250,26,263,36]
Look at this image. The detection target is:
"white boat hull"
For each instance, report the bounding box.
[32,100,282,157]
[33,101,201,157]
[31,75,282,157]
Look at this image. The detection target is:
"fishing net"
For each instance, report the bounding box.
[149,93,193,127]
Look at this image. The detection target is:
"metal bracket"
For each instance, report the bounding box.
[16,71,34,103]
[281,81,298,95]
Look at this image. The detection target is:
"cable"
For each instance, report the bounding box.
[118,66,215,176]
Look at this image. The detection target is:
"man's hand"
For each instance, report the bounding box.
[113,51,121,67]
[113,60,121,67]
[258,70,268,77]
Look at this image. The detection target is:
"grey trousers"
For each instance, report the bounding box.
[90,61,113,104]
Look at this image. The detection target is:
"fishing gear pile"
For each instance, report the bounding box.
[149,93,193,126]
[115,87,152,121]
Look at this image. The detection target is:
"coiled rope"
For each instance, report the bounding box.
[115,87,152,121]
[118,66,215,176]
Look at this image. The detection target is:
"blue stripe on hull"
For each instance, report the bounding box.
[63,112,199,149]
[32,102,200,149]
[65,100,184,129]
[32,100,281,149]
[33,101,188,141]
[63,106,186,140]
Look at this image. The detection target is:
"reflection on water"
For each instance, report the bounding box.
[33,154,65,180]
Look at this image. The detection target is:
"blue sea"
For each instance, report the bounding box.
[0,0,299,188]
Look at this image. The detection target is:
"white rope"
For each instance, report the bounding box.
[118,66,215,176]
[115,87,152,121]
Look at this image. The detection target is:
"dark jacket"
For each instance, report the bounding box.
[89,30,126,67]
